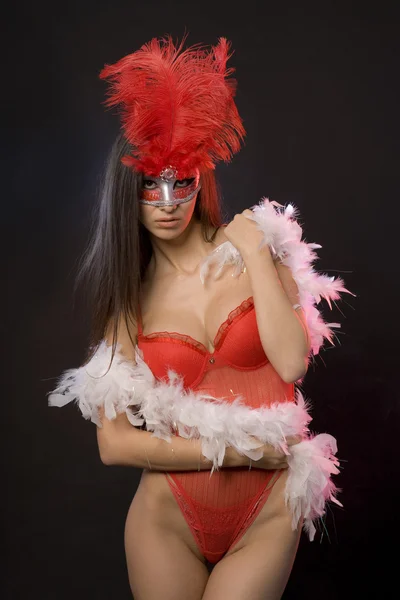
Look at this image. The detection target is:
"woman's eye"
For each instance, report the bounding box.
[174,178,194,189]
[143,180,157,190]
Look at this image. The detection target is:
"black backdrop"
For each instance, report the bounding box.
[4,1,399,598]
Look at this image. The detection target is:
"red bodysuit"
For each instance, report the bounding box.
[137,296,295,564]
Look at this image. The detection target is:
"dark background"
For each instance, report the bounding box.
[4,1,399,598]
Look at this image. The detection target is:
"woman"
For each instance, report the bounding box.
[49,37,350,599]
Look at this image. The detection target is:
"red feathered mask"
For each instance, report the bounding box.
[99,36,245,178]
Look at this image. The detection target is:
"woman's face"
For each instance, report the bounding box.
[139,169,201,237]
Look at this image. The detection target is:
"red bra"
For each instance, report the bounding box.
[137,296,270,388]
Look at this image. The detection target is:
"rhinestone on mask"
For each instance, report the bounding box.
[159,166,178,182]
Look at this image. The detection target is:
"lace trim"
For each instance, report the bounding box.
[139,296,254,354]
[213,297,254,349]
[139,331,207,352]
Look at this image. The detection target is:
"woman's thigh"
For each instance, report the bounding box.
[202,514,301,600]
[201,469,301,600]
[124,488,209,600]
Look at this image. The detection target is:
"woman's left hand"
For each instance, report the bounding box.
[223,209,272,261]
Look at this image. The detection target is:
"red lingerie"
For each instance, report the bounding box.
[137,296,295,564]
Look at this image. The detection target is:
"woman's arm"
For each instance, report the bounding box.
[97,408,296,471]
[245,249,310,383]
[223,210,310,383]
[97,409,246,470]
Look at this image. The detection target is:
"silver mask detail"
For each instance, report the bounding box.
[139,167,201,207]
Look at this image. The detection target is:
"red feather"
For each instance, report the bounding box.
[99,36,245,177]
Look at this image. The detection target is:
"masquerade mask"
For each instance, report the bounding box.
[140,168,201,207]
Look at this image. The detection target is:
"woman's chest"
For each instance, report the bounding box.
[137,297,269,389]
[140,263,253,353]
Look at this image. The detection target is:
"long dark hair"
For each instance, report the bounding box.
[78,133,224,359]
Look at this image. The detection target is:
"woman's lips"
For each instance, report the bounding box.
[155,218,180,227]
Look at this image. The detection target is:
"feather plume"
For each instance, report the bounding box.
[99,36,245,177]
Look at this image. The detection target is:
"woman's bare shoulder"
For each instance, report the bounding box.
[105,314,138,363]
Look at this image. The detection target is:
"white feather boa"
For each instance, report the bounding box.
[49,342,342,541]
[200,198,354,356]
[49,198,351,541]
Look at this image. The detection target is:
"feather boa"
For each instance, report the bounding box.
[49,342,341,541]
[200,198,354,356]
[49,198,352,541]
